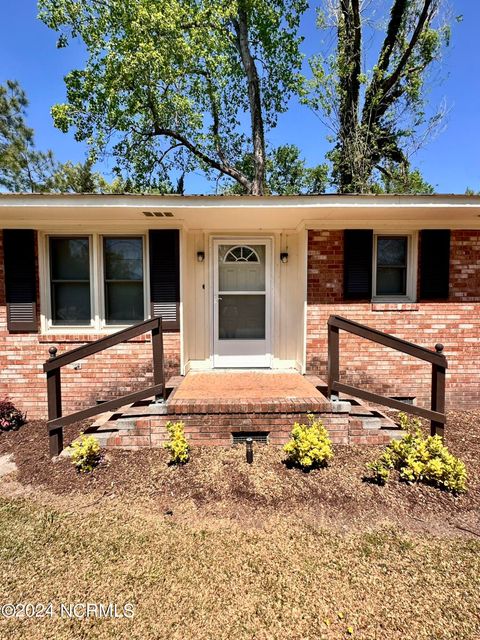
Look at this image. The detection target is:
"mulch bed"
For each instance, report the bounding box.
[0,411,479,535]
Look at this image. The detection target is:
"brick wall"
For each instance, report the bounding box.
[306,230,480,408]
[0,231,181,419]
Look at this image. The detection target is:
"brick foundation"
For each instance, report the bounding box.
[100,411,393,449]
[307,230,480,408]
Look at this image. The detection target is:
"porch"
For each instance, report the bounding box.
[86,370,401,449]
[43,314,447,455]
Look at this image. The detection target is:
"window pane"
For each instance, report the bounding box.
[50,237,91,325]
[104,238,143,280]
[377,236,407,267]
[219,244,266,292]
[51,238,89,280]
[52,283,91,325]
[219,294,265,340]
[105,282,144,325]
[377,267,406,296]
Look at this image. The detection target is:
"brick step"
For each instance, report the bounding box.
[85,374,406,449]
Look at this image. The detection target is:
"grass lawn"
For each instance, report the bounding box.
[0,411,479,639]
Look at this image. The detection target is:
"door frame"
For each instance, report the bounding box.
[210,235,274,368]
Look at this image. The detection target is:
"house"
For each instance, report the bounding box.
[0,193,479,452]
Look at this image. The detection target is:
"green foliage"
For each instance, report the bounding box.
[0,80,57,192]
[164,421,190,465]
[225,144,329,195]
[366,413,467,494]
[68,434,101,472]
[38,0,308,194]
[267,145,329,195]
[0,399,26,431]
[284,414,333,470]
[47,158,125,193]
[372,163,435,194]
[0,79,142,193]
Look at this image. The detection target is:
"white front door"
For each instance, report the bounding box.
[213,238,272,368]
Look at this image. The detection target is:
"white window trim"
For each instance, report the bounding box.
[39,231,149,334]
[372,231,418,302]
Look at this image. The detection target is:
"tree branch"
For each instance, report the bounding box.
[381,0,436,99]
[362,0,435,128]
[145,92,251,191]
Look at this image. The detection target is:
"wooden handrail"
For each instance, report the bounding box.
[328,316,448,368]
[327,315,447,438]
[43,317,161,372]
[44,317,165,457]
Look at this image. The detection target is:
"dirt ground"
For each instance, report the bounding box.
[0,411,479,640]
[0,411,478,537]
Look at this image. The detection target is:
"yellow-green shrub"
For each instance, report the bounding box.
[164,421,190,464]
[284,414,333,470]
[68,434,101,472]
[366,413,467,494]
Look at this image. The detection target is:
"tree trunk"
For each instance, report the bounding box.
[234,4,266,195]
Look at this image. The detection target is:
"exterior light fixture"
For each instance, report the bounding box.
[280,252,289,263]
[197,251,205,262]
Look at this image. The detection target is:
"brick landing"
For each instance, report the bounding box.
[88,371,402,449]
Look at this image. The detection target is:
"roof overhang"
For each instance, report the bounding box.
[1,193,480,231]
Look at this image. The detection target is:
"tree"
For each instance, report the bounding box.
[0,80,56,192]
[225,144,329,194]
[373,163,435,194]
[38,0,308,196]
[307,0,452,193]
[0,79,167,194]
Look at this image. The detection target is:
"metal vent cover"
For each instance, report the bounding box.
[232,432,269,445]
[143,211,175,217]
[389,396,415,405]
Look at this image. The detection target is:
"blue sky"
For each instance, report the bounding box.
[1,0,479,193]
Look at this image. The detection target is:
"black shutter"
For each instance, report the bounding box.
[3,229,38,332]
[149,229,180,331]
[344,230,373,300]
[420,230,450,299]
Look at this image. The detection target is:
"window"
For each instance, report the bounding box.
[50,237,91,326]
[224,245,260,263]
[103,237,144,325]
[373,233,415,300]
[46,234,146,330]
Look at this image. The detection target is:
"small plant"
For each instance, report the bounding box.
[366,412,467,494]
[164,421,190,465]
[284,413,333,470]
[68,434,101,472]
[0,399,26,431]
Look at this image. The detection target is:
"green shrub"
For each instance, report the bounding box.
[366,412,467,494]
[0,399,26,431]
[68,434,101,472]
[284,413,333,470]
[164,421,190,465]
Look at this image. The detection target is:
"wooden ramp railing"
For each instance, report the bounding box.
[44,317,165,457]
[327,315,447,438]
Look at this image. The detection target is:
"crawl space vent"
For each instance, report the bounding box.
[232,432,269,445]
[389,396,415,405]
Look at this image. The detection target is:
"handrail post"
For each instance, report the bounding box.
[327,323,339,399]
[431,343,446,438]
[151,317,166,401]
[46,346,63,457]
